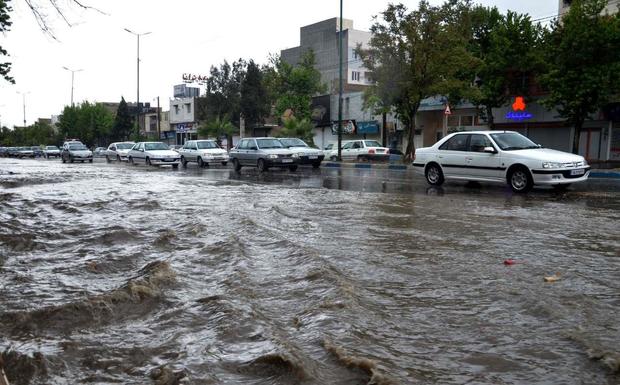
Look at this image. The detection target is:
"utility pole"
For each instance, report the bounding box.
[16,91,29,127]
[62,66,83,106]
[337,0,344,161]
[156,96,161,140]
[124,28,151,139]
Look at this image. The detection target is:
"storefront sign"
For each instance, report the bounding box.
[357,120,379,134]
[176,123,194,133]
[331,120,356,135]
[505,96,533,122]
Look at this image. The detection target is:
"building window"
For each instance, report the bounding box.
[351,71,360,81]
[174,105,179,115]
[185,103,191,113]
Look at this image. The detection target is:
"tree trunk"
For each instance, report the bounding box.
[404,120,416,162]
[486,105,495,130]
[571,119,583,155]
[382,112,387,147]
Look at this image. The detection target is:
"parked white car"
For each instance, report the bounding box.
[413,130,590,192]
[127,142,181,168]
[326,139,390,161]
[178,140,229,167]
[106,141,135,162]
[42,145,60,158]
[279,138,324,168]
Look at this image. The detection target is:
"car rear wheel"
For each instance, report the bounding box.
[508,167,533,193]
[425,163,444,186]
[89,159,93,163]
[232,158,242,172]
[257,158,268,173]
[197,157,205,167]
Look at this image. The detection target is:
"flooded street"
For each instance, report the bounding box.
[1,158,619,385]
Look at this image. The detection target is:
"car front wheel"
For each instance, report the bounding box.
[508,167,533,193]
[232,158,242,172]
[197,157,205,168]
[181,156,188,167]
[425,163,444,186]
[257,158,268,173]
[129,157,134,165]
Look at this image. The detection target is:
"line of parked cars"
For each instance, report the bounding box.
[0,145,61,158]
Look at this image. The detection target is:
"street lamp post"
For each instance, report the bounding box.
[124,28,151,138]
[337,0,343,161]
[16,91,30,127]
[62,66,83,106]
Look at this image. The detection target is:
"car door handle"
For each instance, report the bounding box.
[465,157,473,161]
[437,155,443,159]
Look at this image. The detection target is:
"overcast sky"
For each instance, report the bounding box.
[0,0,558,129]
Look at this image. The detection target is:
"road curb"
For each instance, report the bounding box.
[590,171,620,179]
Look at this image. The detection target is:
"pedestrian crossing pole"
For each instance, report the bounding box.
[337,0,343,161]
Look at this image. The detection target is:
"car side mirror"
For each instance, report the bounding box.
[250,146,257,150]
[483,146,496,154]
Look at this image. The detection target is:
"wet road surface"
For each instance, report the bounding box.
[1,157,619,385]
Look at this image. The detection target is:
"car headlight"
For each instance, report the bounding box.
[268,154,278,159]
[292,153,300,158]
[542,162,562,169]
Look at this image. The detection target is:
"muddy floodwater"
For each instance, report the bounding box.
[1,158,619,385]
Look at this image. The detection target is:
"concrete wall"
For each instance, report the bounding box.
[169,97,196,124]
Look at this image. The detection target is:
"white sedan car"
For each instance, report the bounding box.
[413,130,590,193]
[106,141,135,162]
[127,142,181,168]
[326,139,390,161]
[177,140,229,167]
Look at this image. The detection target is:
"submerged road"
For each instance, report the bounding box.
[1,157,619,385]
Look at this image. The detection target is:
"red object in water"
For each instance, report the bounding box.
[504,259,517,265]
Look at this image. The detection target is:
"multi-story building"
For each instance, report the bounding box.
[281,18,405,150]
[169,84,201,145]
[559,0,618,17]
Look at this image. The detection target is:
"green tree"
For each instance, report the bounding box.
[264,51,326,120]
[198,60,247,127]
[197,115,237,150]
[275,117,315,146]
[541,0,620,154]
[467,8,545,128]
[57,101,114,146]
[359,1,478,161]
[0,0,14,84]
[111,97,133,142]
[240,60,270,131]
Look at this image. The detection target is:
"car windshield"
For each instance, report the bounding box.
[364,140,382,147]
[46,146,59,150]
[116,143,134,150]
[69,144,87,150]
[197,141,218,149]
[280,138,307,148]
[490,133,539,151]
[144,142,169,151]
[256,139,283,149]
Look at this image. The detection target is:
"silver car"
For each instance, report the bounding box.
[61,142,93,163]
[229,137,299,172]
[127,142,180,168]
[178,140,229,167]
[278,138,324,168]
[106,141,135,162]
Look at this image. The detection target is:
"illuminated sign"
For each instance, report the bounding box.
[505,96,533,121]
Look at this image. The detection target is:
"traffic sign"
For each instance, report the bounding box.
[444,105,452,115]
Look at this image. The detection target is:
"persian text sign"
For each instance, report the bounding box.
[505,96,533,122]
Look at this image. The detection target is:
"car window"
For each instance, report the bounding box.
[352,141,362,149]
[364,140,382,148]
[256,139,282,149]
[280,138,307,148]
[342,142,354,149]
[197,141,218,149]
[490,132,539,151]
[145,142,169,151]
[439,134,469,151]
[325,144,333,150]
[468,134,493,152]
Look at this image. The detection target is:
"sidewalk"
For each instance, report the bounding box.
[322,161,620,179]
